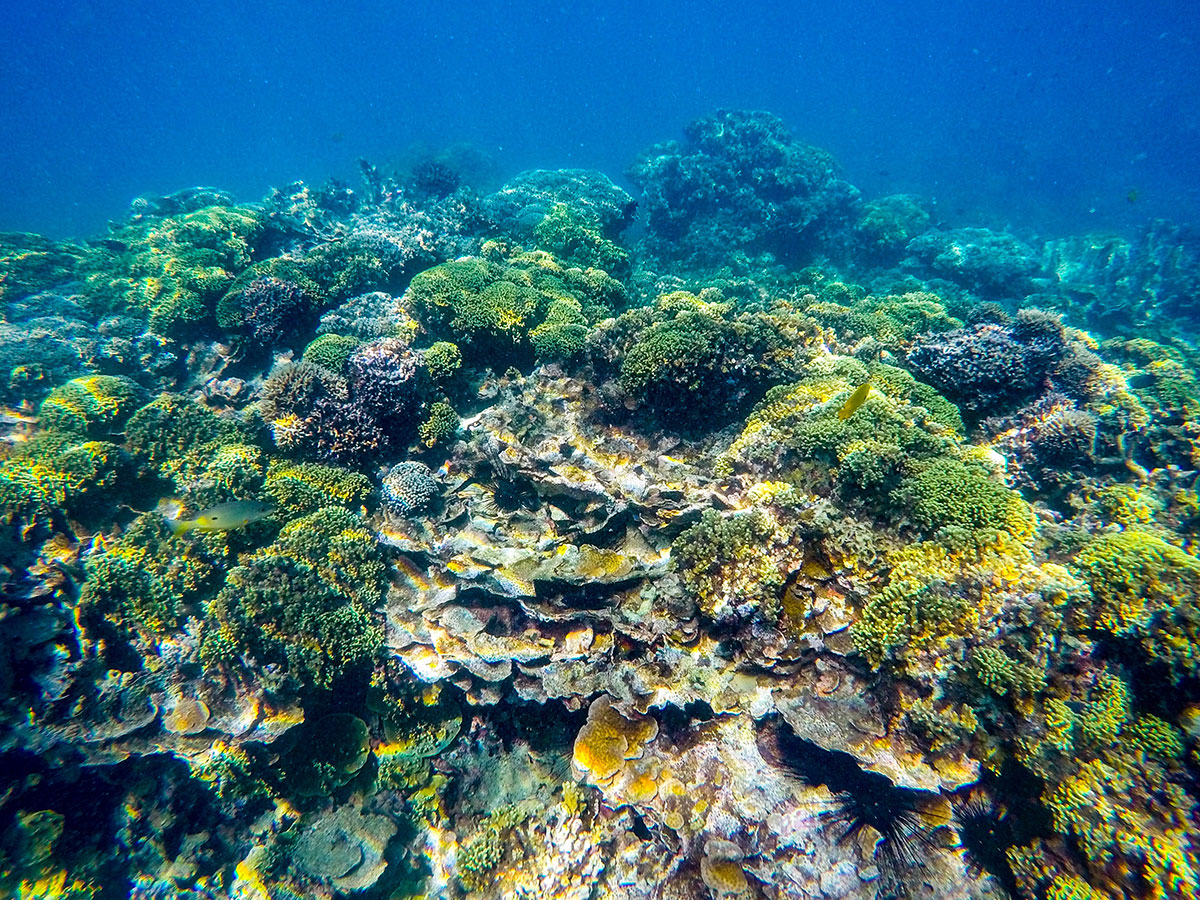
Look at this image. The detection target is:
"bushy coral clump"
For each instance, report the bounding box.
[892,457,1036,540]
[609,290,810,427]
[418,399,458,448]
[0,232,83,302]
[82,203,265,336]
[673,507,786,625]
[853,194,933,262]
[38,375,145,439]
[483,168,636,241]
[1072,529,1200,679]
[404,249,625,367]
[717,356,966,515]
[533,203,631,278]
[627,108,859,266]
[301,333,363,373]
[202,506,386,687]
[264,461,373,515]
[423,340,462,384]
[124,392,241,483]
[79,513,218,635]
[804,288,962,350]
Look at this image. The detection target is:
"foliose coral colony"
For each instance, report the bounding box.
[1,108,1199,899]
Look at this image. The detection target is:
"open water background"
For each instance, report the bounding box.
[1,0,1198,240]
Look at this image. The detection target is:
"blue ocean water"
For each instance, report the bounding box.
[2,0,1197,240]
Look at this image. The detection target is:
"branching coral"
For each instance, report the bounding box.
[202,507,386,687]
[610,290,809,427]
[82,203,264,336]
[39,375,145,439]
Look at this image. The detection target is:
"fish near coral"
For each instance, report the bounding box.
[837,381,872,420]
[168,499,274,535]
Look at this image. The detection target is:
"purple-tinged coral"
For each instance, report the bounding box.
[983,393,1098,493]
[233,275,319,346]
[905,311,1068,420]
[346,338,428,433]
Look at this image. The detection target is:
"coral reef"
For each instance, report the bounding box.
[4,108,1200,900]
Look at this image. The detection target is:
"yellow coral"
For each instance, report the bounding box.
[572,695,658,786]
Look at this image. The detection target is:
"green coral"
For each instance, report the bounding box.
[529,298,589,360]
[424,341,463,383]
[1078,671,1130,746]
[1046,873,1109,900]
[38,375,145,439]
[673,507,786,624]
[718,357,961,512]
[203,507,386,687]
[1072,529,1200,679]
[1127,715,1185,762]
[55,441,133,511]
[278,713,371,797]
[892,457,1036,541]
[0,460,65,549]
[191,742,272,804]
[456,807,524,892]
[533,203,631,277]
[264,461,372,515]
[1094,483,1163,526]
[79,513,218,635]
[866,362,963,434]
[968,645,1041,697]
[302,333,362,373]
[616,291,802,426]
[805,289,961,348]
[124,393,248,488]
[83,204,264,335]
[418,399,459,448]
[404,250,624,367]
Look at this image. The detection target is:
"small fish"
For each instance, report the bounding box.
[168,500,275,536]
[0,406,39,426]
[837,381,872,421]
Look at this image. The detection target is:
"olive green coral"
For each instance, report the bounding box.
[418,399,459,449]
[263,461,372,515]
[423,340,463,383]
[892,457,1036,541]
[404,250,623,368]
[38,375,145,439]
[533,203,631,277]
[673,507,786,625]
[202,506,386,687]
[302,333,363,373]
[79,513,218,635]
[124,392,240,481]
[83,203,264,335]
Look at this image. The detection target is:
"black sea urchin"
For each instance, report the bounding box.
[757,716,943,896]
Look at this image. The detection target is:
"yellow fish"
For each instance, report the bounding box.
[168,500,274,535]
[837,381,872,421]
